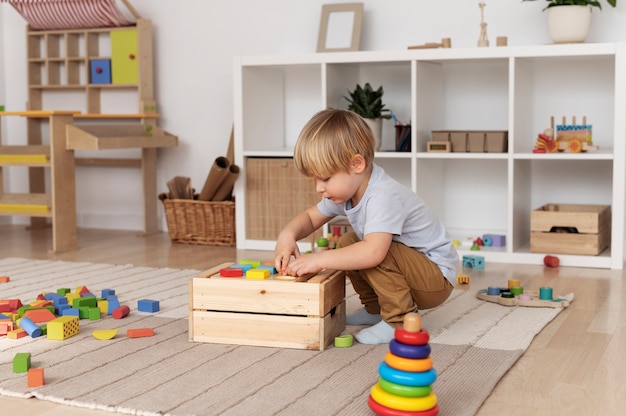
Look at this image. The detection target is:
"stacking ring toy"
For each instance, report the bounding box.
[368,396,439,416]
[395,328,429,345]
[378,362,437,387]
[370,383,438,412]
[385,352,433,373]
[390,339,431,359]
[378,377,432,398]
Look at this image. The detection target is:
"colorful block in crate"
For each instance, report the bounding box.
[90,59,112,84]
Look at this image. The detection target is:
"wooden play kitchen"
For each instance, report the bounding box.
[0,8,178,253]
[530,204,611,256]
[189,262,346,350]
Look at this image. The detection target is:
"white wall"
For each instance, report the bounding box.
[1,0,625,231]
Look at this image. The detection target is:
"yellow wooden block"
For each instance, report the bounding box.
[0,154,48,164]
[98,299,109,314]
[47,316,80,340]
[65,293,80,305]
[0,204,49,214]
[246,269,270,280]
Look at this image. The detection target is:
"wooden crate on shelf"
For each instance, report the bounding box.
[530,204,611,255]
[189,262,346,350]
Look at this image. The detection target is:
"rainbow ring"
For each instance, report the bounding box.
[385,352,433,373]
[368,396,439,416]
[370,383,438,412]
[378,362,437,387]
[389,339,431,359]
[378,377,432,398]
[395,328,430,346]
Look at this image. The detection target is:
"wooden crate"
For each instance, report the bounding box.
[530,204,611,255]
[189,262,346,350]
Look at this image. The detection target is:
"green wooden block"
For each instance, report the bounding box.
[13,352,31,373]
[78,306,91,319]
[73,296,97,309]
[57,288,70,295]
[88,307,101,321]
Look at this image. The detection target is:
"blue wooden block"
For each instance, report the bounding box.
[60,307,79,317]
[256,265,277,274]
[107,295,120,315]
[90,59,111,84]
[230,263,252,272]
[137,299,160,313]
[462,255,485,269]
[101,289,115,298]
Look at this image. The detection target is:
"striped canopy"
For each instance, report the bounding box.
[0,0,136,30]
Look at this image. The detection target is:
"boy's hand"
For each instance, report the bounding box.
[284,253,322,277]
[274,236,301,275]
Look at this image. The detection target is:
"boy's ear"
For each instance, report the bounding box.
[350,154,366,173]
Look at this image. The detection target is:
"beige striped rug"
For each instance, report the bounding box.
[0,257,568,416]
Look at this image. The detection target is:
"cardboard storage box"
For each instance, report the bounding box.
[530,204,611,255]
[467,132,485,152]
[189,262,346,350]
[485,131,508,153]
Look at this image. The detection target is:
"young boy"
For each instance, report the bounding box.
[274,109,458,344]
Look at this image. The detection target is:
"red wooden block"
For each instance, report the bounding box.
[112,305,130,319]
[127,327,154,338]
[27,368,44,387]
[0,276,10,283]
[220,268,243,277]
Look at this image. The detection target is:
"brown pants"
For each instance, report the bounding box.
[339,231,453,327]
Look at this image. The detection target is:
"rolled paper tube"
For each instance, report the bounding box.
[519,294,532,301]
[487,286,500,296]
[510,286,524,296]
[508,279,521,289]
[501,292,514,298]
[198,156,231,201]
[211,164,240,201]
[539,287,553,300]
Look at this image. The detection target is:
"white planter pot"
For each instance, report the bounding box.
[364,118,383,151]
[548,5,591,44]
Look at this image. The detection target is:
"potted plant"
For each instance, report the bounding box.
[523,0,617,43]
[344,83,391,150]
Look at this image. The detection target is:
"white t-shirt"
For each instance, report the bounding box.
[317,164,458,285]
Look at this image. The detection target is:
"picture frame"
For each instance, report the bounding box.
[316,3,364,53]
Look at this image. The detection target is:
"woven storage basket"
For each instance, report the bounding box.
[160,194,235,246]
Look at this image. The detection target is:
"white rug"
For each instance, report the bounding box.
[0,257,567,416]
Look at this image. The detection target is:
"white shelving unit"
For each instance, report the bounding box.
[233,43,626,269]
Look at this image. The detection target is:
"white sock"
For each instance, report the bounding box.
[346,309,382,325]
[355,320,395,344]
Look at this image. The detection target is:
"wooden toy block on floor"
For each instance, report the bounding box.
[13,352,31,373]
[138,299,160,313]
[47,316,80,340]
[28,368,45,387]
[189,262,346,350]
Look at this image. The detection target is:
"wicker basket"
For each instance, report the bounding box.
[160,194,236,246]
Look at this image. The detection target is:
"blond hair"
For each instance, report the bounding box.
[293,109,375,178]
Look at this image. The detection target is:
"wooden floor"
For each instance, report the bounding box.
[1,224,625,415]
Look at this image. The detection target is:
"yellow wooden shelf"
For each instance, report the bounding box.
[0,154,49,165]
[0,194,51,217]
